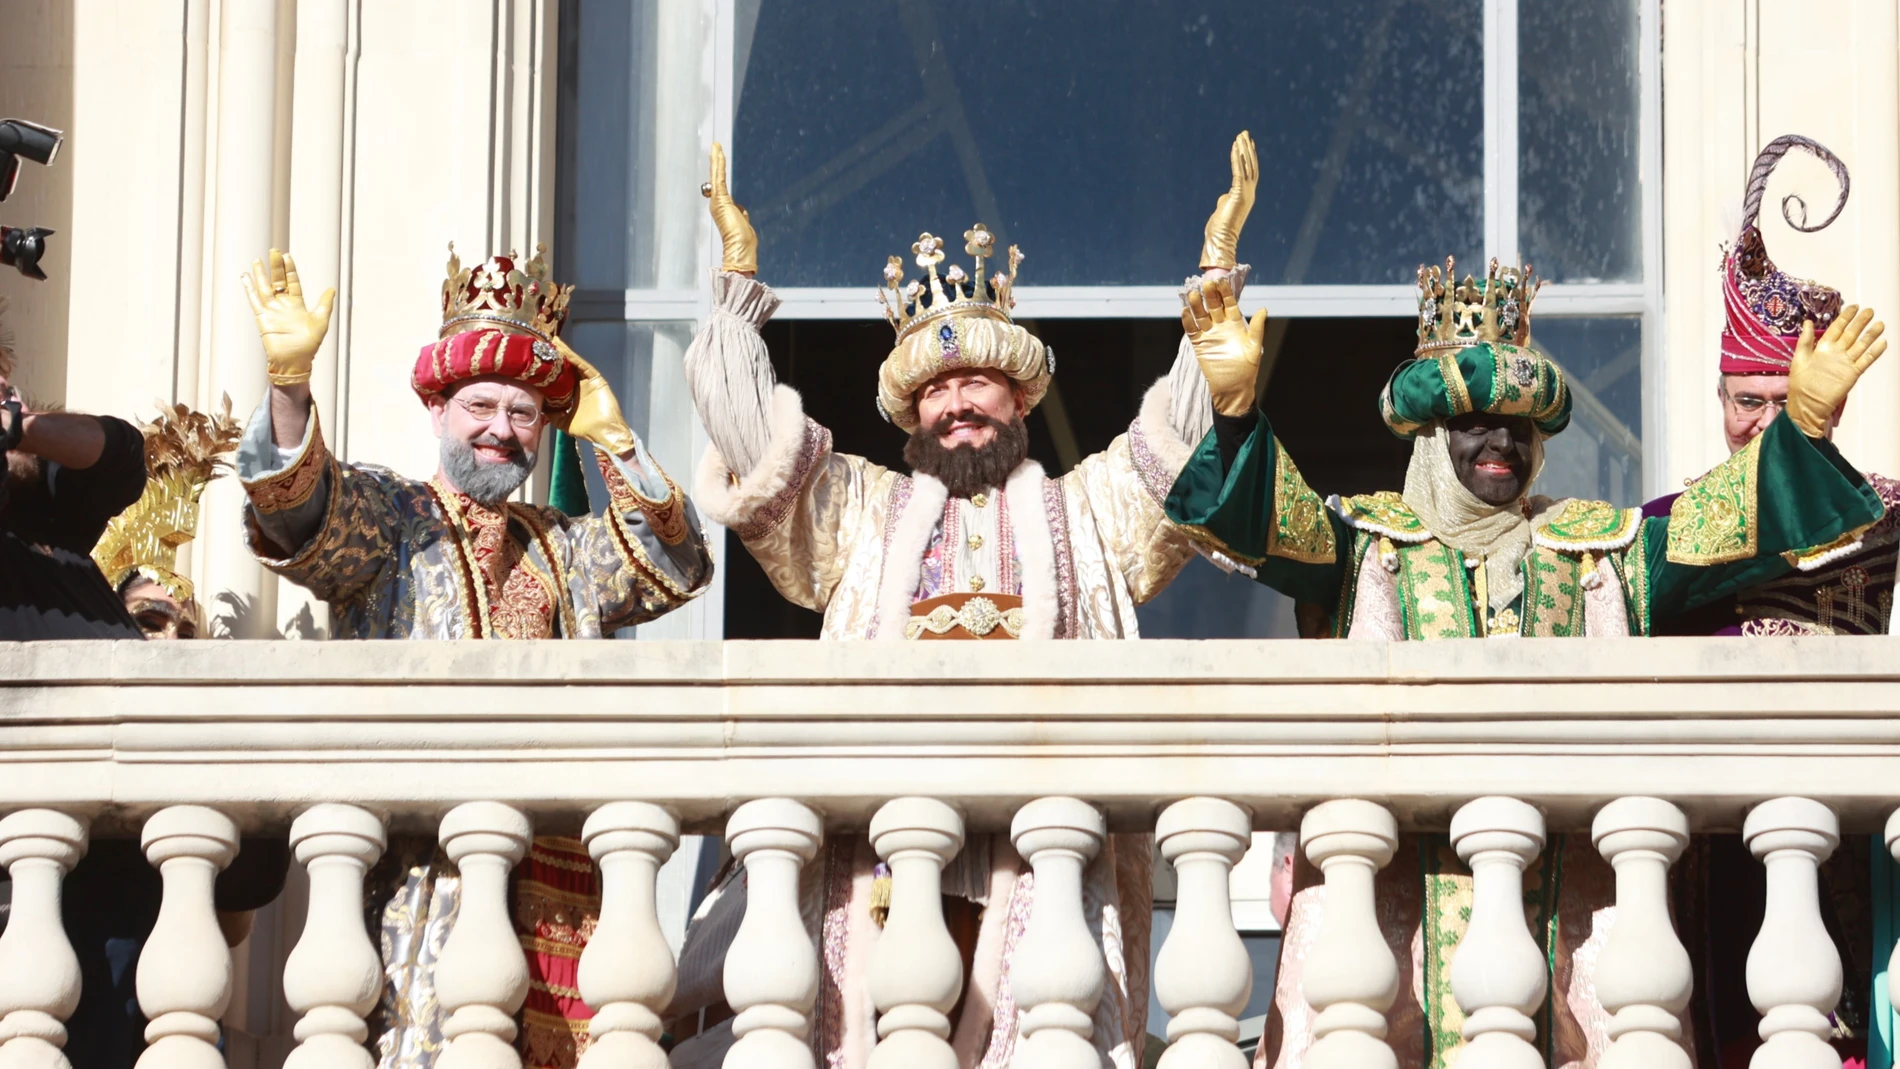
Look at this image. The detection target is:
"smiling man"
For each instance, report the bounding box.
[234,245,711,639]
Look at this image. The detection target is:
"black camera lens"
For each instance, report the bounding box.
[1,225,53,281]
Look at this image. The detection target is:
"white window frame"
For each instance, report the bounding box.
[571,0,1664,491]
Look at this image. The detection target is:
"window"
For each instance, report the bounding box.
[558,0,1661,638]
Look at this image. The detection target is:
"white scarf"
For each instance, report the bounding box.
[1402,423,1564,613]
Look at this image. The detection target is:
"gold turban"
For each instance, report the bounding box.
[875,312,1050,432]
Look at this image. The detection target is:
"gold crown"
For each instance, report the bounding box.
[92,396,243,601]
[1415,255,1542,355]
[878,224,1022,342]
[439,242,573,342]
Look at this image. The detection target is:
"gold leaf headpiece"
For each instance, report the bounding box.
[439,242,574,343]
[878,224,1023,342]
[91,395,244,601]
[1415,255,1542,356]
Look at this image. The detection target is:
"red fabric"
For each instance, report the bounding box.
[1719,253,1798,375]
[411,328,579,412]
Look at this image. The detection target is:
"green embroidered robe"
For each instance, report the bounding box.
[1164,410,1885,638]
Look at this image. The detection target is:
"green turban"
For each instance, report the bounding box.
[1380,341,1571,439]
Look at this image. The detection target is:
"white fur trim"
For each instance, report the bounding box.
[1006,460,1059,639]
[1791,536,1866,572]
[692,384,814,531]
[872,473,949,640]
[1136,378,1196,480]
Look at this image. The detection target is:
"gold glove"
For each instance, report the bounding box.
[1199,131,1258,270]
[550,339,639,457]
[241,248,335,386]
[1183,277,1268,417]
[1787,303,1887,438]
[702,143,758,275]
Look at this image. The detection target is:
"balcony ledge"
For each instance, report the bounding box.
[3,636,1898,833]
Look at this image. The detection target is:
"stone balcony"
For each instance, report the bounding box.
[2,637,1898,1068]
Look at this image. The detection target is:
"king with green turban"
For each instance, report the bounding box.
[1164,255,1888,640]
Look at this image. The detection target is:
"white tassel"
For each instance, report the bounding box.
[1380,537,1399,573]
[1579,550,1603,590]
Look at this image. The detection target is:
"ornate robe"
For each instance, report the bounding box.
[1165,409,1886,1069]
[236,398,712,638]
[667,272,1213,1068]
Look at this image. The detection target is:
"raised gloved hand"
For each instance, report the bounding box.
[1787,304,1887,438]
[241,248,335,387]
[1199,131,1258,271]
[1183,277,1268,417]
[550,340,639,457]
[702,143,758,275]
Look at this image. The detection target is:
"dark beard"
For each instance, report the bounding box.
[904,412,1031,498]
[440,432,537,507]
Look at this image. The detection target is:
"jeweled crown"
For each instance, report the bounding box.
[879,224,1022,342]
[439,242,573,343]
[1415,255,1542,355]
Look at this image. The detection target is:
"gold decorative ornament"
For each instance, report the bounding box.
[1200,130,1258,270]
[93,395,244,601]
[1415,255,1542,356]
[878,224,1022,344]
[904,595,1025,640]
[439,242,574,343]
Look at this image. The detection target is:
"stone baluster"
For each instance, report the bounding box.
[1447,797,1547,1069]
[0,810,88,1069]
[577,802,680,1069]
[1744,797,1842,1069]
[1300,799,1400,1069]
[1008,796,1108,1069]
[283,804,387,1069]
[1888,808,1900,1016]
[723,798,823,1069]
[1153,797,1253,1069]
[1592,797,1693,1069]
[866,798,965,1069]
[135,805,240,1069]
[435,802,533,1069]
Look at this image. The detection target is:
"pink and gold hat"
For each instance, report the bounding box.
[1719,136,1850,375]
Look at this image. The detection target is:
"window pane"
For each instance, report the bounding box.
[1532,316,1643,506]
[733,0,1483,287]
[1518,0,1641,282]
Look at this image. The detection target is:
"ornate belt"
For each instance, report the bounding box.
[905,592,1025,640]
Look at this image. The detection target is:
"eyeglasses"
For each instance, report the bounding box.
[454,395,543,428]
[1722,393,1787,416]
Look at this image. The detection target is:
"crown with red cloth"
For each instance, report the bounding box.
[411,243,580,411]
[1720,136,1851,375]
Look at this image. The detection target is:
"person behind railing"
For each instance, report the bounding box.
[1640,135,1892,1069]
[663,135,1264,1067]
[1164,247,1888,1068]
[230,245,716,1069]
[0,297,150,640]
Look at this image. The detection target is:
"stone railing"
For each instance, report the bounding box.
[3,636,1900,1069]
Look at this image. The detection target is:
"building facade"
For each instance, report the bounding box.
[4,0,1897,640]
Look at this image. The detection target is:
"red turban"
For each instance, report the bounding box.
[1719,136,1850,376]
[411,328,579,412]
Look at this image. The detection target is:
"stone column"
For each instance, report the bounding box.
[1743,797,1842,1069]
[283,804,387,1069]
[577,802,680,1069]
[1300,799,1400,1069]
[1153,797,1253,1069]
[1593,797,1693,1069]
[196,0,279,635]
[435,802,532,1069]
[1008,796,1108,1069]
[722,799,823,1069]
[136,806,240,1069]
[866,798,965,1069]
[0,810,88,1069]
[1447,797,1547,1069]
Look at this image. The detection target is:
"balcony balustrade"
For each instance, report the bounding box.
[3,636,1900,1069]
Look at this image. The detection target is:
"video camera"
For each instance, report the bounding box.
[0,118,63,281]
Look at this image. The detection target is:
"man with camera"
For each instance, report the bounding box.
[0,301,150,639]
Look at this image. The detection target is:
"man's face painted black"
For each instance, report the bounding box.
[1444,412,1536,506]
